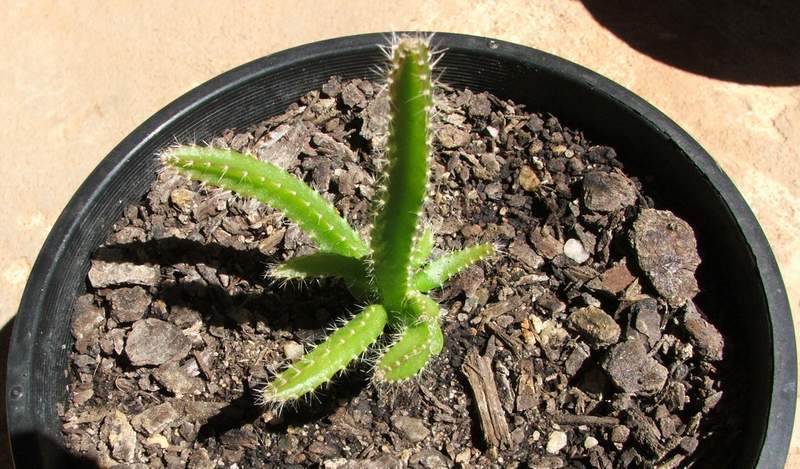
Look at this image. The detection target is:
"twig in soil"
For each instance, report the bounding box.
[528,327,558,364]
[461,347,511,448]
[485,322,523,356]
[418,382,453,415]
[553,413,620,426]
[656,453,689,469]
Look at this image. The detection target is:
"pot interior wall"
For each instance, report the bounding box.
[7,34,783,468]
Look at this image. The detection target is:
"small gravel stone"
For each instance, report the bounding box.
[509,238,544,270]
[680,436,699,453]
[563,238,590,263]
[611,425,630,444]
[70,294,105,353]
[392,415,430,443]
[630,209,700,306]
[88,260,160,288]
[178,401,227,423]
[632,298,662,347]
[546,430,568,453]
[340,81,367,108]
[170,188,195,213]
[584,436,599,449]
[536,291,566,315]
[108,286,151,323]
[186,448,217,469]
[565,346,590,376]
[125,318,192,366]
[187,448,215,469]
[683,305,724,361]
[568,306,621,347]
[72,384,94,406]
[454,449,471,465]
[518,165,541,192]
[437,124,471,149]
[409,449,450,469]
[258,229,286,255]
[589,261,636,295]
[468,92,492,117]
[283,341,304,361]
[603,339,668,393]
[530,228,563,259]
[145,434,170,449]
[528,455,565,468]
[132,402,179,436]
[105,410,136,463]
[582,171,637,212]
[153,362,202,395]
[220,426,260,449]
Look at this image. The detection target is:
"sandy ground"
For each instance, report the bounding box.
[1,1,797,466]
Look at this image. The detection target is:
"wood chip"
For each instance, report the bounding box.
[515,360,538,412]
[553,413,620,426]
[485,322,523,355]
[461,348,512,448]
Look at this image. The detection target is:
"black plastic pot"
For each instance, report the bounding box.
[6,32,795,468]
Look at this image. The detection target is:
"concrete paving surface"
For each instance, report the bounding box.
[1,0,798,466]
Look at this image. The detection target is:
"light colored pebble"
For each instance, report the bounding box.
[564,238,590,263]
[546,430,568,454]
[283,341,304,361]
[518,165,541,192]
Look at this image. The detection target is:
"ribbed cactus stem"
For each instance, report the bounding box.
[261,305,388,404]
[375,292,443,383]
[270,253,371,300]
[370,36,434,316]
[414,243,495,292]
[410,227,435,269]
[162,146,368,258]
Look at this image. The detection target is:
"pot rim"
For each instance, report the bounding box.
[6,32,795,468]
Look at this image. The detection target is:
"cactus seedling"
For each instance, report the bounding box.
[161,35,494,407]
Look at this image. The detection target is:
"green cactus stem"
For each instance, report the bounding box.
[162,146,368,258]
[370,37,434,315]
[260,304,388,404]
[270,253,371,300]
[414,243,495,293]
[409,227,435,269]
[375,292,443,382]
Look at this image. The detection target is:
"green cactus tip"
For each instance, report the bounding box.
[161,33,495,408]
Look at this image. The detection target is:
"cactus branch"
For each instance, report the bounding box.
[162,146,369,258]
[370,36,434,315]
[261,304,388,404]
[270,253,371,299]
[375,292,443,382]
[414,243,495,293]
[410,227,435,269]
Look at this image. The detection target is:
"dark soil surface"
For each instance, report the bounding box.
[61,77,737,468]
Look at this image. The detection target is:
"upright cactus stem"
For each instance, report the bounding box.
[370,36,434,316]
[160,34,496,408]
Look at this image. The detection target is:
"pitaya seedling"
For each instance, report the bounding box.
[162,34,494,407]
